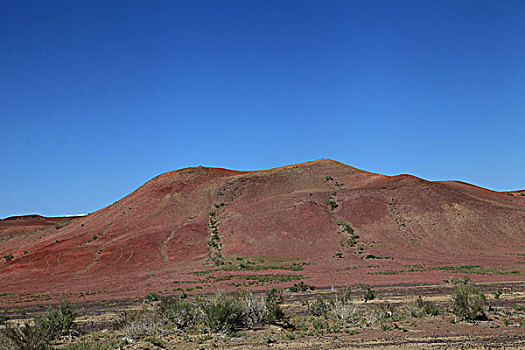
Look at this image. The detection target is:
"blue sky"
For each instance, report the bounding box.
[1,0,524,218]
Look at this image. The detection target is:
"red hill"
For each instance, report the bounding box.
[1,159,523,303]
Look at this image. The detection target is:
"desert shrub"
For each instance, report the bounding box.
[115,306,167,338]
[365,302,397,325]
[158,295,197,330]
[0,301,78,350]
[451,278,487,321]
[359,283,375,303]
[406,296,439,317]
[197,290,285,332]
[34,302,78,339]
[1,322,52,350]
[114,308,148,330]
[329,287,358,322]
[308,297,329,317]
[198,291,244,333]
[491,289,502,299]
[335,287,352,305]
[144,292,159,302]
[235,290,267,328]
[265,289,285,324]
[121,317,166,339]
[330,300,358,323]
[325,200,338,210]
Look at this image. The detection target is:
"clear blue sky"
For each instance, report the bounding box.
[1,0,524,218]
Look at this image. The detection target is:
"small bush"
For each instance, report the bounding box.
[235,290,268,329]
[406,296,439,317]
[335,287,352,305]
[365,302,396,324]
[359,284,375,303]
[158,295,197,330]
[198,291,244,333]
[329,287,358,323]
[0,301,78,350]
[1,322,52,350]
[116,306,167,339]
[144,292,159,302]
[265,289,285,325]
[491,290,502,299]
[308,297,328,317]
[121,317,165,339]
[4,254,13,262]
[451,278,487,321]
[325,200,338,211]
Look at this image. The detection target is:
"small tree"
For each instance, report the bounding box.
[451,278,487,322]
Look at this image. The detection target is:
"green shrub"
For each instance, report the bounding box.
[1,322,52,350]
[144,292,159,302]
[324,200,338,211]
[4,254,13,262]
[0,315,8,325]
[491,290,502,299]
[0,301,78,350]
[198,290,286,332]
[265,289,285,325]
[451,278,487,321]
[359,283,375,303]
[34,302,78,339]
[286,282,315,293]
[406,296,439,317]
[308,297,328,317]
[158,295,197,330]
[198,291,244,333]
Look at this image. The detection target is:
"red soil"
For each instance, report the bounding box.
[0,159,523,304]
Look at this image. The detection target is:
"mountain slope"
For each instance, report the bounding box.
[1,159,523,302]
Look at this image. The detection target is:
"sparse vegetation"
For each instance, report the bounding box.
[3,279,524,349]
[208,209,224,266]
[3,253,13,262]
[286,281,315,293]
